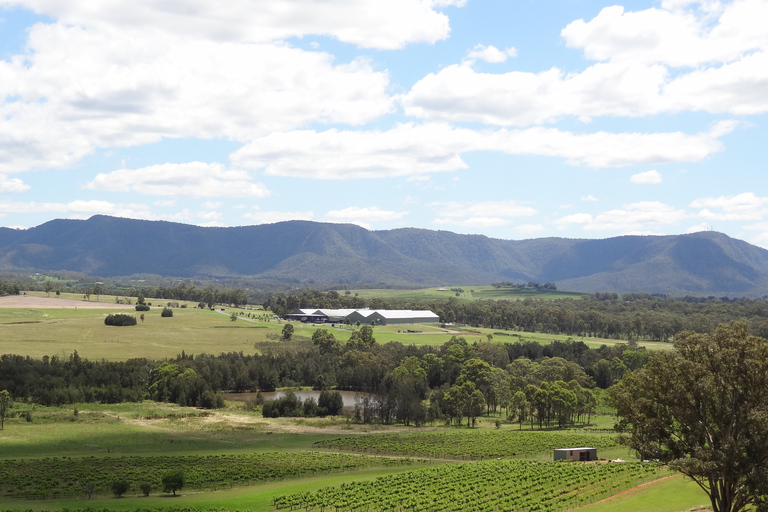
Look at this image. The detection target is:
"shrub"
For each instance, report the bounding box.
[135,304,150,312]
[105,314,137,326]
[161,307,173,318]
[318,390,344,416]
[111,479,129,498]
[139,482,152,496]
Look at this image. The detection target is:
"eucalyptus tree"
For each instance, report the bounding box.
[609,323,768,512]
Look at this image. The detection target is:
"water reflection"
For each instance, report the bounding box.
[225,390,373,408]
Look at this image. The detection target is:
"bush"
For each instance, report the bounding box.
[161,307,173,317]
[318,390,344,416]
[197,389,225,409]
[111,479,129,498]
[105,314,137,326]
[135,304,150,312]
[139,482,152,496]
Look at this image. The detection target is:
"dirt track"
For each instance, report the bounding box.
[0,295,133,309]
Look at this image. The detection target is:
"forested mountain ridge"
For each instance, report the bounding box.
[1,215,767,297]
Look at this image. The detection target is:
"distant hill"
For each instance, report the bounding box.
[1,215,767,297]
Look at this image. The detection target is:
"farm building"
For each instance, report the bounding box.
[284,309,357,323]
[553,447,598,462]
[344,309,440,326]
[284,308,440,325]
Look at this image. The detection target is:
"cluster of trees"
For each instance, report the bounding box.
[261,390,344,418]
[0,328,636,425]
[104,314,137,326]
[491,282,557,290]
[266,289,768,340]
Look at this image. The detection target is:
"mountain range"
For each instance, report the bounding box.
[1,215,767,297]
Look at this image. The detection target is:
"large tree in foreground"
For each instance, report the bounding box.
[609,323,768,512]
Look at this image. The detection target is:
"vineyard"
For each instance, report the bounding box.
[314,431,618,459]
[0,452,417,499]
[274,459,668,512]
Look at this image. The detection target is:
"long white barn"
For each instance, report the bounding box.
[284,308,439,325]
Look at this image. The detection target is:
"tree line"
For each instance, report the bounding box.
[0,330,641,428]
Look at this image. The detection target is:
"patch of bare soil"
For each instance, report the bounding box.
[0,295,133,309]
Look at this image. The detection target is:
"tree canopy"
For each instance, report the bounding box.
[609,323,768,512]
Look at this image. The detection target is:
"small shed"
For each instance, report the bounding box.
[553,447,598,462]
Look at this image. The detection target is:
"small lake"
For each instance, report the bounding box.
[225,390,374,408]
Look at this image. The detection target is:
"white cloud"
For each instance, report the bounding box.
[744,222,768,248]
[154,199,176,207]
[0,23,393,172]
[691,192,768,220]
[630,170,663,184]
[554,201,689,231]
[2,0,456,50]
[561,1,768,67]
[202,201,223,209]
[409,61,768,125]
[232,123,731,179]
[581,195,598,202]
[0,174,30,193]
[430,200,537,218]
[85,162,271,198]
[198,211,224,221]
[0,199,153,219]
[429,200,536,228]
[243,210,315,224]
[465,44,517,64]
[686,222,712,233]
[325,207,408,226]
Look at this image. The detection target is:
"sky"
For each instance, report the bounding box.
[0,0,767,249]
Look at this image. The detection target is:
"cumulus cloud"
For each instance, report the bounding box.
[402,56,768,125]
[0,23,393,172]
[554,201,689,231]
[2,0,456,49]
[581,195,598,201]
[232,122,731,179]
[630,170,663,184]
[0,199,153,219]
[691,192,768,220]
[561,0,768,67]
[85,162,271,198]
[465,44,517,64]
[0,174,30,193]
[429,200,536,228]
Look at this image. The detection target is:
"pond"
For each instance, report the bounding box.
[224,390,375,408]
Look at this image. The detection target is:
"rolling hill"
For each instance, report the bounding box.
[1,215,767,297]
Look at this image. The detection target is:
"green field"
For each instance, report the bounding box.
[0,299,669,361]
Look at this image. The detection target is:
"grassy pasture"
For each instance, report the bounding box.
[0,302,671,361]
[0,305,280,360]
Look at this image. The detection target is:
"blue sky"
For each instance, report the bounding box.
[0,0,767,248]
